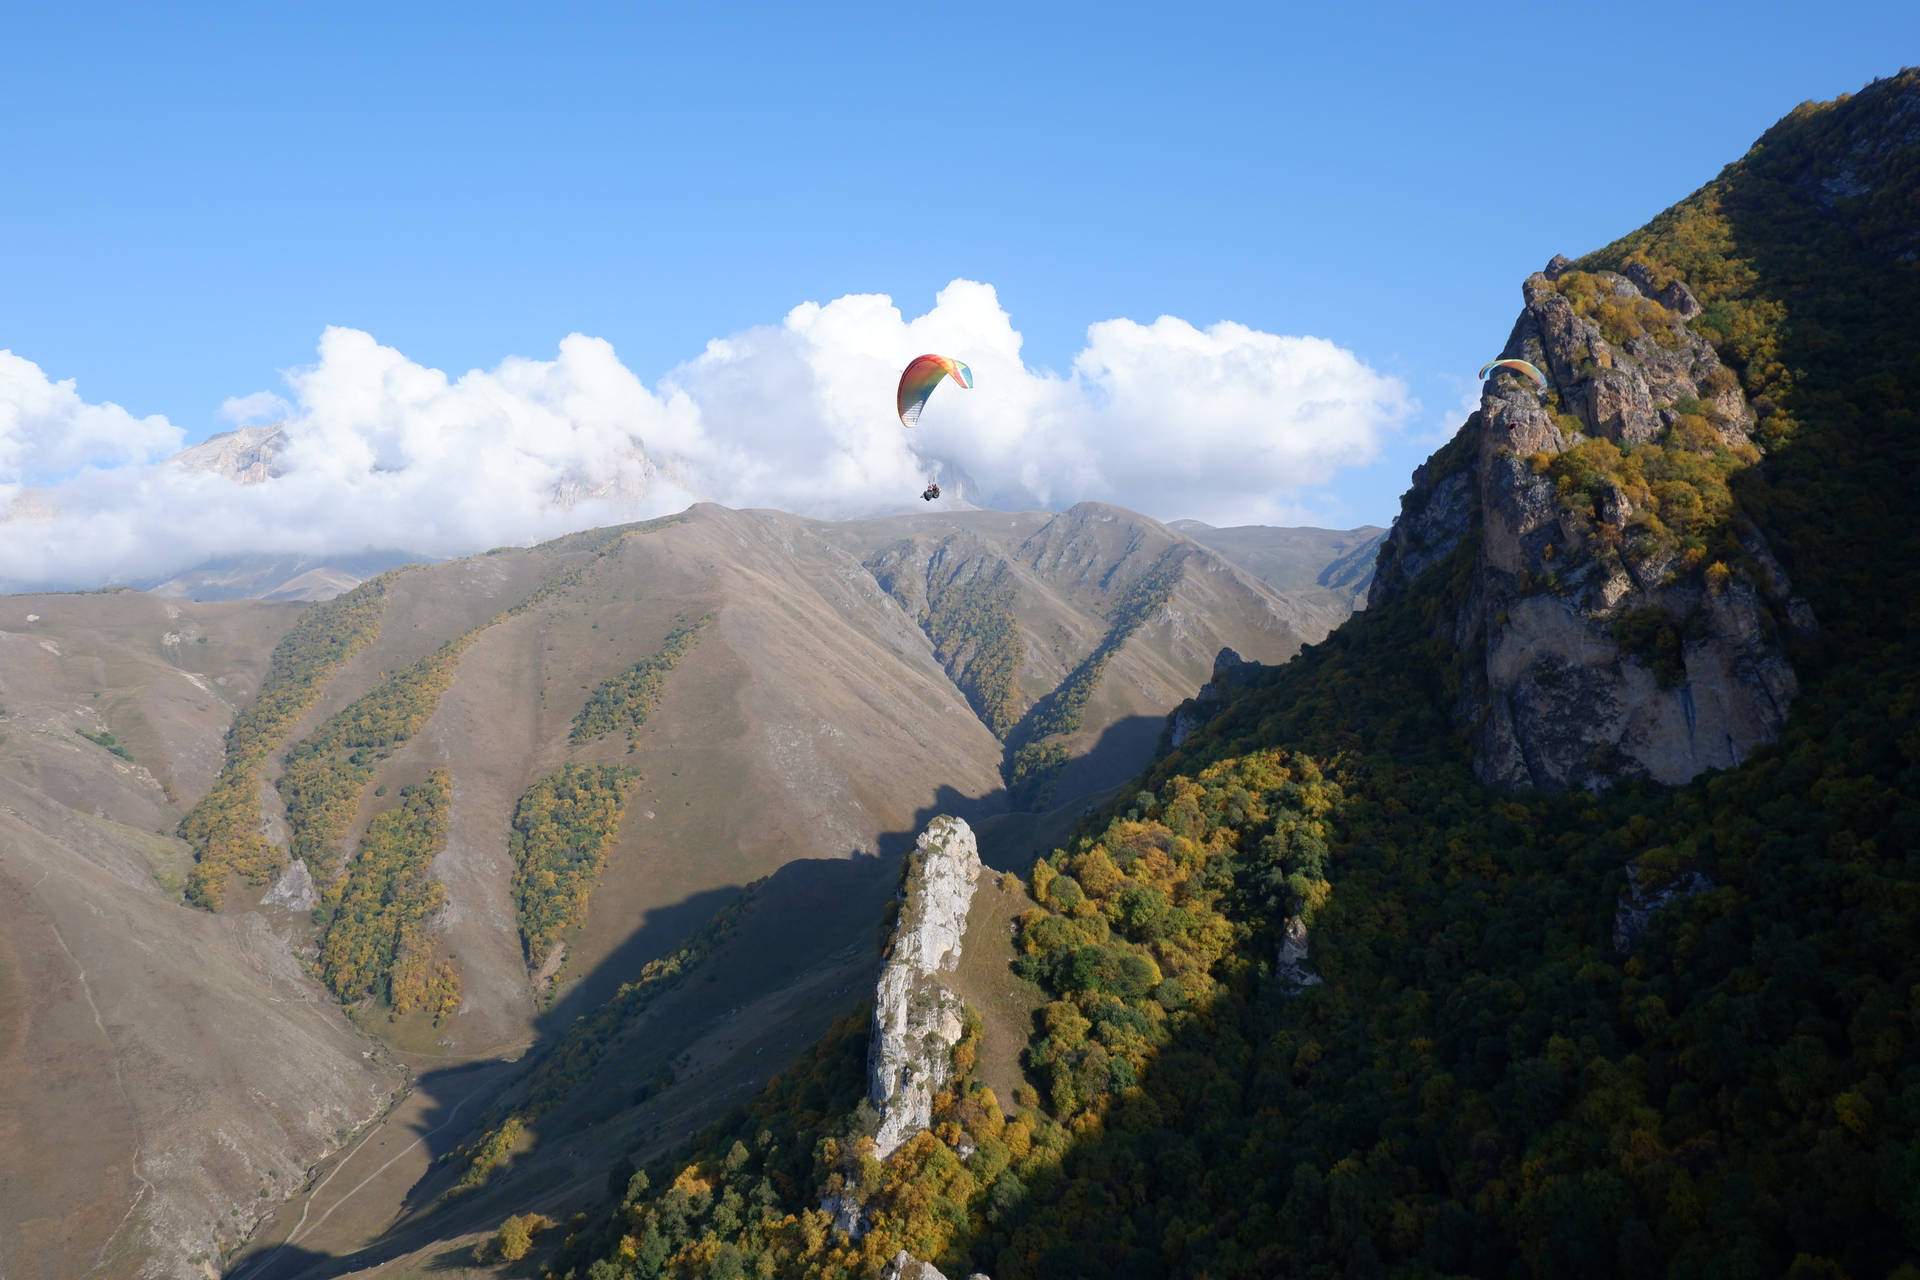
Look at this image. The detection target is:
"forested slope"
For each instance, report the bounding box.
[550,71,1920,1280]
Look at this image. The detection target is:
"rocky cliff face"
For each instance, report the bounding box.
[869,815,982,1158]
[170,424,290,484]
[1164,646,1266,751]
[1371,259,1814,792]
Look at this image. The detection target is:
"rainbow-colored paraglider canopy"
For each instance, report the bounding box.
[897,354,974,428]
[1478,358,1549,389]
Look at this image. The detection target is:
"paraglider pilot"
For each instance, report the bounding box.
[921,483,941,502]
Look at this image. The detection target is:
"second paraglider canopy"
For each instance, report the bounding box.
[1478,358,1548,390]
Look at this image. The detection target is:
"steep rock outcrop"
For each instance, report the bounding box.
[1275,914,1324,995]
[869,815,982,1158]
[1372,260,1814,792]
[821,1192,869,1240]
[1165,646,1267,751]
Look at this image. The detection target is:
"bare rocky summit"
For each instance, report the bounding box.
[170,424,290,484]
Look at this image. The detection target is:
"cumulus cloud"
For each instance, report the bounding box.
[219,390,292,425]
[0,351,183,486]
[0,281,1414,589]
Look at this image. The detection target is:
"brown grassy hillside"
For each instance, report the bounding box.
[0,503,1369,1279]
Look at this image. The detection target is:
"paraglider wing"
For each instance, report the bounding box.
[897,354,974,428]
[1478,358,1548,390]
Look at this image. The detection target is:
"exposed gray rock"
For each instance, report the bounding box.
[1276,914,1323,995]
[880,1251,954,1280]
[1371,262,1809,792]
[260,857,317,911]
[870,816,981,1158]
[1368,460,1475,608]
[1165,646,1266,750]
[170,424,289,484]
[821,1192,869,1240]
[1614,865,1716,953]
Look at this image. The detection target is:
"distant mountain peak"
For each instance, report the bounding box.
[171,423,289,484]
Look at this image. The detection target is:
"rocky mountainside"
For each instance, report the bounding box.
[0,592,401,1280]
[1369,254,1815,790]
[821,503,1339,809]
[0,500,1367,1280]
[172,425,290,484]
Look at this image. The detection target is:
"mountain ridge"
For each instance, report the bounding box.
[0,499,1371,1280]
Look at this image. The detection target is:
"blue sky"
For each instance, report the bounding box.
[0,2,1912,583]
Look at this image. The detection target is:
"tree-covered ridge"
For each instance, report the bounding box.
[1574,68,1920,653]
[180,572,395,908]
[571,572,1920,1278]
[315,770,460,1023]
[511,763,637,967]
[1004,548,1189,809]
[449,889,755,1196]
[571,614,713,743]
[923,561,1026,740]
[550,755,1340,1280]
[542,75,1920,1278]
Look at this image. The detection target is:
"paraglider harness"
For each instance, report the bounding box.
[921,483,941,502]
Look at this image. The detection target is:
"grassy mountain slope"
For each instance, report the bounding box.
[0,591,402,1280]
[0,500,1367,1279]
[822,503,1341,812]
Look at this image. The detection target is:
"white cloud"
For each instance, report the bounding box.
[0,281,1414,589]
[0,351,182,487]
[219,390,292,426]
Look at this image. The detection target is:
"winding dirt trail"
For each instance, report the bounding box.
[233,1063,505,1280]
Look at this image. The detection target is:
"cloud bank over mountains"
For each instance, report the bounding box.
[0,280,1413,590]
